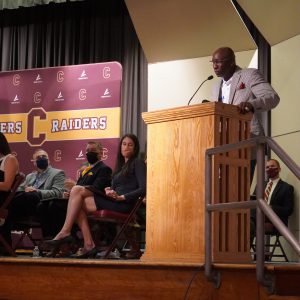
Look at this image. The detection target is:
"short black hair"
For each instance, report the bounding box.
[0,132,11,155]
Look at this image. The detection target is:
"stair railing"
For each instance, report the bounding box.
[204,136,300,293]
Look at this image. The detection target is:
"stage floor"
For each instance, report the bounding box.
[0,255,299,300]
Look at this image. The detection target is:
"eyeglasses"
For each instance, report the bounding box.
[210,59,230,65]
[35,155,48,160]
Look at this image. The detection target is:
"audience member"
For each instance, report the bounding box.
[0,132,19,249]
[37,141,112,238]
[250,159,294,243]
[11,149,65,237]
[46,133,146,258]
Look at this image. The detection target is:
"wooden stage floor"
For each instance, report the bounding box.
[0,255,299,300]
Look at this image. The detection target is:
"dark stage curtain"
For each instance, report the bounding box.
[232,0,270,139]
[0,0,148,152]
[0,0,84,10]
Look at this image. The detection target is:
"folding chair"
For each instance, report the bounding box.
[265,232,289,262]
[251,224,289,262]
[12,216,43,250]
[0,173,25,256]
[90,196,145,259]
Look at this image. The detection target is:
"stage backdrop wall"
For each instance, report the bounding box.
[0,62,122,179]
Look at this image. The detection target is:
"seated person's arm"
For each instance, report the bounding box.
[271,184,294,218]
[62,178,76,199]
[124,159,146,202]
[0,155,19,191]
[110,159,146,203]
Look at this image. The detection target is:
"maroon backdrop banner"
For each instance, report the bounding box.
[0,62,122,179]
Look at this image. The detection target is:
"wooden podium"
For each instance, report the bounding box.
[142,102,252,263]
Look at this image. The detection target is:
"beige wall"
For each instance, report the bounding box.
[148,50,256,111]
[147,38,300,261]
[271,34,300,261]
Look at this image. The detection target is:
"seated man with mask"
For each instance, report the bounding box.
[10,149,65,237]
[37,141,112,238]
[250,159,294,243]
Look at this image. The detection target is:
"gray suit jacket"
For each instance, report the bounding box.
[18,166,65,200]
[212,67,280,136]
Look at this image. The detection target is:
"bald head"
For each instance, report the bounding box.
[213,47,235,61]
[211,47,236,81]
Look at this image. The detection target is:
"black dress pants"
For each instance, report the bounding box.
[10,191,41,218]
[36,199,68,238]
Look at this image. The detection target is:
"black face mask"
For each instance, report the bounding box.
[266,167,279,179]
[86,151,99,164]
[36,157,49,170]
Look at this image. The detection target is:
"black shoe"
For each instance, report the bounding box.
[44,235,74,247]
[70,247,98,259]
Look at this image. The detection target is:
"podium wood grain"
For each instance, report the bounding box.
[142,102,252,263]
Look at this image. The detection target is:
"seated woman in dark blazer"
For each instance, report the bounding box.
[46,133,146,258]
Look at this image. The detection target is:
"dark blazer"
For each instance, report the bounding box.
[93,158,146,213]
[268,179,294,226]
[77,161,112,193]
[252,179,294,226]
[111,158,146,204]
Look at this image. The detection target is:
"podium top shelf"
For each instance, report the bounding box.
[142,102,252,124]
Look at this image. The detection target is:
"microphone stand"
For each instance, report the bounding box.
[188,75,213,105]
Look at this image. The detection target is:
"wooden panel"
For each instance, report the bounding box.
[213,269,259,300]
[0,259,210,300]
[273,271,300,296]
[1,259,298,299]
[142,102,251,263]
[143,115,214,262]
[212,113,251,263]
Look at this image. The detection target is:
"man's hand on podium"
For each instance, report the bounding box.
[238,101,253,114]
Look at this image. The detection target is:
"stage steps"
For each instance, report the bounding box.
[0,257,299,299]
[269,297,300,300]
[264,264,300,298]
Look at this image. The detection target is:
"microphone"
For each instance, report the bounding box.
[188,75,214,105]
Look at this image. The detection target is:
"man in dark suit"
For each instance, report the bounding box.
[37,141,112,238]
[251,159,294,242]
[263,159,294,227]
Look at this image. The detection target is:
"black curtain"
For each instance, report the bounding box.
[0,0,148,153]
[232,0,271,140]
[0,0,83,10]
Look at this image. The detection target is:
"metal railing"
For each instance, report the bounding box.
[204,136,300,293]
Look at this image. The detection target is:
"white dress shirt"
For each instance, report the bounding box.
[221,77,233,104]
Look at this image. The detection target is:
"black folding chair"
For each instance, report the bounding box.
[90,196,145,259]
[0,173,25,256]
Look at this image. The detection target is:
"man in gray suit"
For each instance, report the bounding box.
[211,46,280,137]
[11,149,65,236]
[211,47,280,179]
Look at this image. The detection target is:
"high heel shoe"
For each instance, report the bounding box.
[70,247,98,259]
[44,235,74,247]
[124,249,142,259]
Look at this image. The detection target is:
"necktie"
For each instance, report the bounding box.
[33,173,41,188]
[264,181,273,202]
[81,165,92,177]
[218,86,223,102]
